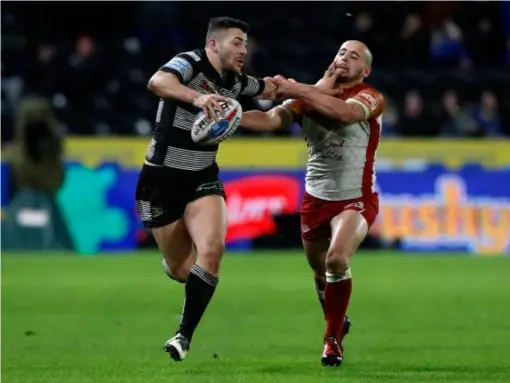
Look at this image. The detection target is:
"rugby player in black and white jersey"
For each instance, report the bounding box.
[135,17,278,362]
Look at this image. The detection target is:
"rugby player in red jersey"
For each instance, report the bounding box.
[240,40,385,367]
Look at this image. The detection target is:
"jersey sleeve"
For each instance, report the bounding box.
[346,88,385,120]
[282,99,304,116]
[159,53,196,84]
[280,99,305,124]
[240,74,265,97]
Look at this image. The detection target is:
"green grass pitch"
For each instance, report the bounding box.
[2,251,510,383]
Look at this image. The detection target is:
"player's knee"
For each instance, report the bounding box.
[325,256,349,274]
[325,247,350,273]
[196,238,225,272]
[202,238,225,258]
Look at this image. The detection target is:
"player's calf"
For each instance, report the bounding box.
[162,258,190,283]
[303,238,329,316]
[313,273,326,314]
[163,195,226,361]
[321,210,367,366]
[313,272,351,342]
[151,219,195,283]
[324,242,352,337]
[176,236,224,340]
[303,238,351,345]
[324,266,352,336]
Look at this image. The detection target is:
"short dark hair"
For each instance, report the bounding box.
[206,17,249,39]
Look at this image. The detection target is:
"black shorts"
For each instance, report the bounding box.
[135,163,226,229]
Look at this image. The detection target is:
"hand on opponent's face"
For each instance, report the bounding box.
[316,63,344,91]
[270,73,343,100]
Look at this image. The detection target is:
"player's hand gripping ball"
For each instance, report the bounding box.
[191,98,243,146]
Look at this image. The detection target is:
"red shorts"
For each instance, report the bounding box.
[299,191,379,241]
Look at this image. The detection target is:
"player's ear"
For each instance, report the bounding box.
[207,37,219,53]
[363,66,372,78]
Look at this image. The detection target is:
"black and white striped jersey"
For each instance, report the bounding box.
[145,49,265,171]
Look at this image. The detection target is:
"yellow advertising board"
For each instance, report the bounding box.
[60,137,510,169]
[373,176,510,255]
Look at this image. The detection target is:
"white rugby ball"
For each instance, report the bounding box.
[191,99,242,146]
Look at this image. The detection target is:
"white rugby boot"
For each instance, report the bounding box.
[163,333,190,362]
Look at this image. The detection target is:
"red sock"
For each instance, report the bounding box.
[324,275,352,341]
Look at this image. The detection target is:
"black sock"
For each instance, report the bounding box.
[314,276,326,318]
[178,264,219,342]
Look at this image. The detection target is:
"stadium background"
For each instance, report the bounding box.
[2,2,510,382]
[2,1,509,255]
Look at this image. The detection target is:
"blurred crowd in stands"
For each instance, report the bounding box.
[2,1,509,143]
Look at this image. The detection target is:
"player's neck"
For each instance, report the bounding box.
[205,48,224,77]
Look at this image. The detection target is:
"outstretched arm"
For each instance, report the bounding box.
[240,107,290,132]
[277,80,384,124]
[240,100,304,132]
[292,86,363,123]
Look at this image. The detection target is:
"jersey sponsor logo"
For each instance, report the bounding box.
[356,91,378,111]
[224,175,301,242]
[166,57,190,73]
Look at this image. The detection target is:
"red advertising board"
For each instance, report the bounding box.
[224,175,301,242]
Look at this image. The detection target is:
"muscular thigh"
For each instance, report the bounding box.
[183,167,226,241]
[328,193,379,258]
[184,192,227,273]
[184,192,227,247]
[326,210,368,269]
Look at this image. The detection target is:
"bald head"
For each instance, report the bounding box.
[331,40,373,84]
[339,40,373,67]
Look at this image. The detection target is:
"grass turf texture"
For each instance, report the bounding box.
[2,252,510,383]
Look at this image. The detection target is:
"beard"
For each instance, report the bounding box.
[336,69,364,83]
[219,53,241,74]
